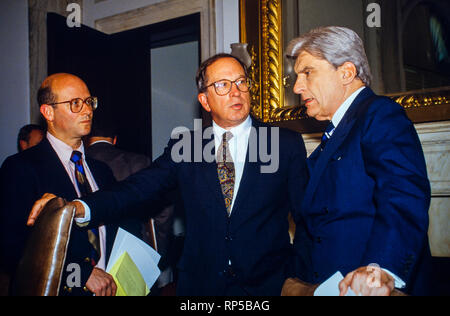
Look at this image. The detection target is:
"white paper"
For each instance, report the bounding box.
[314,271,357,296]
[106,228,161,290]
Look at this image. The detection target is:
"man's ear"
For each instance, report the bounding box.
[40,104,55,122]
[19,140,28,151]
[339,62,358,85]
[198,93,211,112]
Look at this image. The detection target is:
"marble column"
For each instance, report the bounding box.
[28,0,82,124]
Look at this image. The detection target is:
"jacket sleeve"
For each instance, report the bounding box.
[82,138,179,228]
[360,98,431,284]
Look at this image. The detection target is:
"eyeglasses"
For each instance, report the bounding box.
[205,77,252,96]
[49,96,98,113]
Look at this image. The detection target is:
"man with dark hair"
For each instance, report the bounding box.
[17,124,45,152]
[29,54,309,296]
[1,73,118,296]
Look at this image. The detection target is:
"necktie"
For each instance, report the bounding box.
[217,132,235,216]
[70,151,101,262]
[320,122,335,150]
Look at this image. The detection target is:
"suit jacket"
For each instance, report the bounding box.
[0,138,117,296]
[82,118,308,296]
[293,87,432,295]
[86,142,174,261]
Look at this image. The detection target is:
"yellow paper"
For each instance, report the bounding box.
[109,251,150,296]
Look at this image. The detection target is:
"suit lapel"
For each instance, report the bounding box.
[231,119,263,217]
[38,138,79,199]
[201,130,229,214]
[302,88,376,209]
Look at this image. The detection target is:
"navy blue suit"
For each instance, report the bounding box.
[0,138,117,296]
[82,119,308,296]
[293,88,432,295]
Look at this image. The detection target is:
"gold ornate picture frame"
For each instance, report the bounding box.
[240,0,450,125]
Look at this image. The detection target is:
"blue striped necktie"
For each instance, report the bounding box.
[70,151,101,262]
[320,122,335,150]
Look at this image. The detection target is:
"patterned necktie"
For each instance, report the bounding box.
[320,122,336,150]
[70,151,101,261]
[217,132,235,216]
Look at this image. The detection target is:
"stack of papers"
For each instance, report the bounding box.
[314,272,356,296]
[106,228,161,296]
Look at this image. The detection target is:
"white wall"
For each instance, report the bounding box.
[215,0,240,54]
[83,0,240,55]
[0,0,30,164]
[151,42,200,160]
[83,0,165,28]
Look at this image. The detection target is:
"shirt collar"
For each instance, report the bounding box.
[46,131,85,163]
[212,116,252,139]
[331,86,366,128]
[90,140,113,146]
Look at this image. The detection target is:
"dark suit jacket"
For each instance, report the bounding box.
[86,142,174,259]
[82,119,308,296]
[293,87,432,295]
[0,138,117,296]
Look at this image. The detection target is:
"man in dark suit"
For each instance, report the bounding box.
[86,121,176,291]
[29,54,308,296]
[285,26,432,296]
[0,73,117,296]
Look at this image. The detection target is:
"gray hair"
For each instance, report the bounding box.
[286,26,372,86]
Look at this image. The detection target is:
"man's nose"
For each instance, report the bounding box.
[293,76,305,95]
[229,82,241,97]
[81,101,93,115]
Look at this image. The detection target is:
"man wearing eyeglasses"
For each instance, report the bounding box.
[28,55,309,296]
[0,73,118,296]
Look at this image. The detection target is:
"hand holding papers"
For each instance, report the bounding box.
[106,228,161,296]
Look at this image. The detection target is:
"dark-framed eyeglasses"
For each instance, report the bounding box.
[48,96,98,113]
[205,77,252,96]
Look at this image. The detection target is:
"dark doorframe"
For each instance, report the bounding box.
[47,13,201,158]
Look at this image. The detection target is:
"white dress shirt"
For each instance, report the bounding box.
[213,116,253,213]
[47,132,107,271]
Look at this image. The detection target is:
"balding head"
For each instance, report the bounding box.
[38,73,93,149]
[37,73,89,107]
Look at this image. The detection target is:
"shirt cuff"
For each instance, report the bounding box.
[382,268,406,289]
[73,199,91,227]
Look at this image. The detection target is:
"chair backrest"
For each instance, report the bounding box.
[12,198,75,296]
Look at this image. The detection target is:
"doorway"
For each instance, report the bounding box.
[47,13,201,158]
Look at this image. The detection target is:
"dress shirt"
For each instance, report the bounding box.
[213,116,252,213]
[329,87,405,289]
[47,132,107,271]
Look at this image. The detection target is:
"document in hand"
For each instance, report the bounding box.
[314,272,356,296]
[106,228,161,296]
